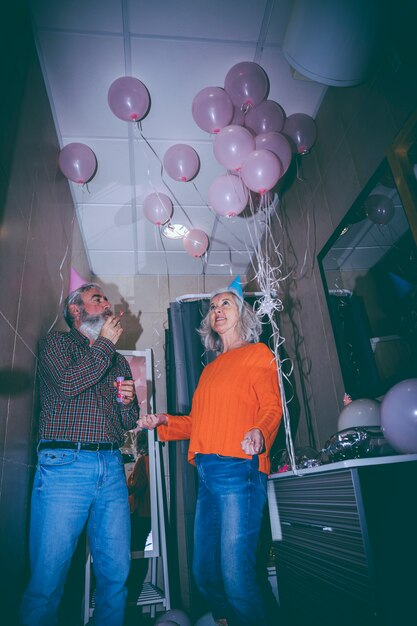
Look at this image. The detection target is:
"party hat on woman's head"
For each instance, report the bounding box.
[227,275,244,300]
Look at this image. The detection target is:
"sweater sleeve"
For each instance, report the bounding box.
[252,348,283,452]
[157,413,192,441]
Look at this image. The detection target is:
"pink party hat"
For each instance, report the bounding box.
[69,267,88,294]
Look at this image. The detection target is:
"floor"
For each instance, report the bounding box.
[123,607,157,626]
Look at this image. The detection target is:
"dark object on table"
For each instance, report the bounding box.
[319,426,396,464]
[271,446,321,473]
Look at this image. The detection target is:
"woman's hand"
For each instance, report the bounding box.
[241,428,265,455]
[136,413,168,430]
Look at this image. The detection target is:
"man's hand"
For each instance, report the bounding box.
[136,414,168,430]
[241,428,265,455]
[100,314,123,344]
[113,378,136,405]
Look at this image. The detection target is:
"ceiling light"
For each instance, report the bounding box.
[162,223,190,240]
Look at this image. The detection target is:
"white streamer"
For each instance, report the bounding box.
[244,193,299,474]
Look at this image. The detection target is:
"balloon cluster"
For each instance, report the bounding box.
[192,61,317,217]
[58,65,318,260]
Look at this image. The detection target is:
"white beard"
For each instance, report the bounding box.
[79,309,111,341]
[79,318,104,341]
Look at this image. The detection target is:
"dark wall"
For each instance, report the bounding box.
[0,2,81,621]
[257,0,417,450]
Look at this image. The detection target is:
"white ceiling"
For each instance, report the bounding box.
[28,0,327,277]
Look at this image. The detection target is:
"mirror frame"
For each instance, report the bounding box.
[318,145,417,399]
[386,107,417,246]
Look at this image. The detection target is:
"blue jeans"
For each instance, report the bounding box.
[193,454,268,626]
[19,447,131,626]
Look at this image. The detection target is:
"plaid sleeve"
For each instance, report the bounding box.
[39,333,116,398]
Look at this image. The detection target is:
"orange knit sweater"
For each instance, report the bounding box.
[158,342,282,474]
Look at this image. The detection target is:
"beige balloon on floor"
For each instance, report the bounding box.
[337,398,381,431]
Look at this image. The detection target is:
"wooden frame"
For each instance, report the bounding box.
[386,107,417,246]
[118,349,160,558]
[84,348,170,622]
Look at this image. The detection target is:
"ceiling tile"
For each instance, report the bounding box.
[37,31,127,137]
[89,250,136,275]
[29,0,328,277]
[78,204,135,250]
[29,0,123,32]
[128,0,268,42]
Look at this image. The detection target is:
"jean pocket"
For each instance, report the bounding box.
[39,449,78,467]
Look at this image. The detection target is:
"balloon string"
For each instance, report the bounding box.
[295,154,305,181]
[242,194,299,473]
[47,212,76,333]
[157,227,173,303]
[135,123,195,228]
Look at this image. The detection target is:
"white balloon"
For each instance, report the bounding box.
[381,379,417,453]
[337,398,381,431]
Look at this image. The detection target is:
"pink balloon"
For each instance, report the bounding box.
[183,229,209,257]
[245,100,285,135]
[213,125,255,171]
[192,87,234,134]
[230,105,245,126]
[241,149,282,194]
[283,113,317,154]
[108,76,150,122]
[208,174,249,217]
[143,192,173,225]
[224,62,269,109]
[249,190,274,210]
[58,143,97,184]
[163,144,200,182]
[255,132,292,174]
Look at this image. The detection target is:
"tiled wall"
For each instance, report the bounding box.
[259,3,417,452]
[0,5,90,619]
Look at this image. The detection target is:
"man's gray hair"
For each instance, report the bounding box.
[63,282,101,328]
[198,291,262,352]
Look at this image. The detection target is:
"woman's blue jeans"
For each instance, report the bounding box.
[193,454,268,626]
[19,447,131,626]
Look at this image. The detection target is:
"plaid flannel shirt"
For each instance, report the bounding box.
[37,327,139,446]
